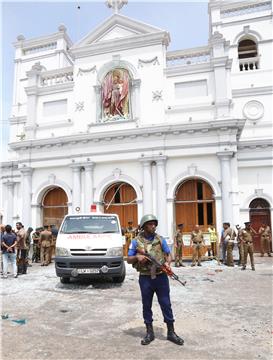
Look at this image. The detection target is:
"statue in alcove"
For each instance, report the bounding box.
[102,68,129,119]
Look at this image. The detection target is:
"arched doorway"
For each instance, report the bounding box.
[249,198,271,253]
[103,182,138,229]
[175,179,216,257]
[42,187,68,229]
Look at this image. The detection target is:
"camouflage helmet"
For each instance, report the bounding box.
[140,214,158,229]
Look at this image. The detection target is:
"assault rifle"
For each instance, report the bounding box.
[137,249,186,287]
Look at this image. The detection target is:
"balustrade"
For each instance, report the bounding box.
[239,57,259,71]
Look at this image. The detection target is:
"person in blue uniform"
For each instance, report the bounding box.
[127,214,184,346]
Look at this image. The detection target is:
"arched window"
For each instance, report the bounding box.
[238,38,259,71]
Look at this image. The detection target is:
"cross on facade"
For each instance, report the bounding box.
[106,0,128,14]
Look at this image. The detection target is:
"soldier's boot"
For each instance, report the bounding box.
[197,262,202,266]
[241,265,246,270]
[251,267,255,271]
[22,263,27,274]
[17,264,23,275]
[141,323,155,345]
[167,322,184,346]
[175,262,179,267]
[268,253,272,257]
[179,262,186,267]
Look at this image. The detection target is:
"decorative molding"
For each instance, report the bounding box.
[232,86,273,98]
[243,100,264,122]
[75,102,84,112]
[138,56,159,68]
[152,90,163,101]
[77,66,97,76]
[220,1,271,18]
[9,118,246,152]
[112,168,122,179]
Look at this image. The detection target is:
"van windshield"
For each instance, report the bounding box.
[60,215,120,234]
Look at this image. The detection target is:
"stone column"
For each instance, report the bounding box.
[130,79,141,120]
[217,152,233,224]
[156,157,168,237]
[71,165,81,213]
[94,85,102,122]
[84,162,95,212]
[20,167,33,227]
[6,181,15,225]
[140,159,152,215]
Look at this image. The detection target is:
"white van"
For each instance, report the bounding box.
[55,213,126,284]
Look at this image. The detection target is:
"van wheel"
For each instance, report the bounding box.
[60,277,70,284]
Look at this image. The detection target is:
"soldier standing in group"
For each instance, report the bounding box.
[190,225,204,266]
[15,222,28,275]
[222,223,236,267]
[241,221,256,271]
[50,224,58,262]
[174,224,185,267]
[32,227,41,263]
[127,214,184,346]
[39,226,52,266]
[236,225,244,266]
[259,223,271,257]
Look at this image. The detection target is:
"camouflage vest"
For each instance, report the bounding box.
[133,233,165,275]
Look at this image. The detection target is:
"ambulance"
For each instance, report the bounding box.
[55,209,126,284]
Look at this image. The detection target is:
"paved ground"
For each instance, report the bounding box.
[1,256,272,360]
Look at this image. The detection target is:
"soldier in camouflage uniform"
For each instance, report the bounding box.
[190,225,204,266]
[32,228,41,263]
[259,223,271,257]
[241,222,256,271]
[39,226,52,266]
[127,214,184,346]
[174,224,185,267]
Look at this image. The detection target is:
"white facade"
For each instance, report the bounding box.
[1,0,272,238]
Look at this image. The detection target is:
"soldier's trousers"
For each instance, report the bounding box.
[226,242,234,266]
[175,244,183,264]
[238,243,244,265]
[139,273,174,324]
[40,246,50,265]
[192,244,203,265]
[32,242,40,262]
[17,249,27,274]
[261,237,271,255]
[243,243,254,268]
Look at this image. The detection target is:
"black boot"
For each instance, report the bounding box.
[141,323,155,345]
[167,323,184,346]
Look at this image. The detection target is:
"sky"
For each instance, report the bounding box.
[0,0,209,159]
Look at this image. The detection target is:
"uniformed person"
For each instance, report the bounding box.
[50,224,58,262]
[190,225,204,266]
[222,223,235,267]
[32,227,41,263]
[127,214,184,346]
[258,223,271,257]
[15,222,28,274]
[241,222,256,271]
[236,225,244,266]
[39,225,52,266]
[174,224,185,267]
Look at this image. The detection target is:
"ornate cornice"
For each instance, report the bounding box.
[9,118,246,152]
[232,86,273,98]
[70,32,170,58]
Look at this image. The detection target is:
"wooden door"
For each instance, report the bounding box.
[175,179,216,257]
[42,187,68,228]
[103,182,138,256]
[249,198,271,253]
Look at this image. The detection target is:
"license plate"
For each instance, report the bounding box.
[77,268,100,274]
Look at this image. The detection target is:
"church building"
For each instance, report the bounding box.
[1,0,272,253]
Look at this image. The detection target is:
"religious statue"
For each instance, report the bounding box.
[102,68,130,119]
